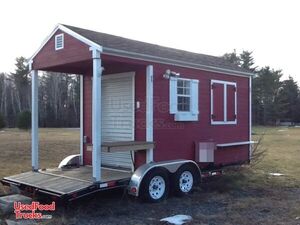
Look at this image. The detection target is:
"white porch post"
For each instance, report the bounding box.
[146,65,154,163]
[249,76,252,160]
[79,75,84,165]
[91,48,102,182]
[31,69,39,171]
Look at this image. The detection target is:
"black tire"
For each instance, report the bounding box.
[139,168,169,203]
[172,163,199,197]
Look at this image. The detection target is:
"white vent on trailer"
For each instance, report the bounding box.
[195,142,215,162]
[55,34,64,50]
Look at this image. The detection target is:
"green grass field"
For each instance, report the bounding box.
[252,126,300,185]
[0,128,79,195]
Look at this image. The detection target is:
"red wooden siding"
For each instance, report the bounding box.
[83,74,92,165]
[152,64,250,167]
[227,84,236,121]
[32,29,91,71]
[214,145,249,165]
[132,68,147,169]
[212,83,224,122]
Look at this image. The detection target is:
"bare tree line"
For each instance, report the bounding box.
[0,57,80,128]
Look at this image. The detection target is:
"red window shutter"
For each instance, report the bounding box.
[226,84,236,121]
[212,83,224,122]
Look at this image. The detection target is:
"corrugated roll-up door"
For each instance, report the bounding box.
[101,72,135,169]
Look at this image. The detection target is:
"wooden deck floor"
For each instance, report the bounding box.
[2,167,132,196]
[42,166,132,182]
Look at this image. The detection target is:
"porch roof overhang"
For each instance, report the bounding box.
[29,24,255,77]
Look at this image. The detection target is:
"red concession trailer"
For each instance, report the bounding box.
[1,24,254,202]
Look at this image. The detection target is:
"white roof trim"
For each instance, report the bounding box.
[103,50,254,78]
[29,24,102,62]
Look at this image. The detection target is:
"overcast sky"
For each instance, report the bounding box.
[1,0,299,82]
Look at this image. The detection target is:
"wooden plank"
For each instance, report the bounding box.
[5,172,36,180]
[102,141,155,152]
[40,170,93,183]
[3,174,66,195]
[45,167,131,182]
[3,171,91,195]
[45,179,85,191]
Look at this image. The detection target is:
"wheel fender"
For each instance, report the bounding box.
[58,154,81,168]
[128,159,201,197]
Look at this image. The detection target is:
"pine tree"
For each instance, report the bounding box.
[253,67,282,125]
[275,76,299,122]
[222,49,241,66]
[240,50,256,72]
[10,57,30,112]
[0,113,5,129]
[17,110,31,130]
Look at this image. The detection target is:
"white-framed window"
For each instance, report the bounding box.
[55,33,64,50]
[177,79,191,112]
[169,77,199,121]
[211,79,237,125]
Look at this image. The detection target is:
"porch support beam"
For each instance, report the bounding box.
[91,48,102,182]
[249,76,252,160]
[146,65,154,163]
[31,69,39,171]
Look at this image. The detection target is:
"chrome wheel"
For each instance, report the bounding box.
[179,171,193,193]
[149,175,166,200]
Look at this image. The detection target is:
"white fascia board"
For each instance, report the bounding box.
[102,47,255,78]
[28,24,60,62]
[29,24,102,62]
